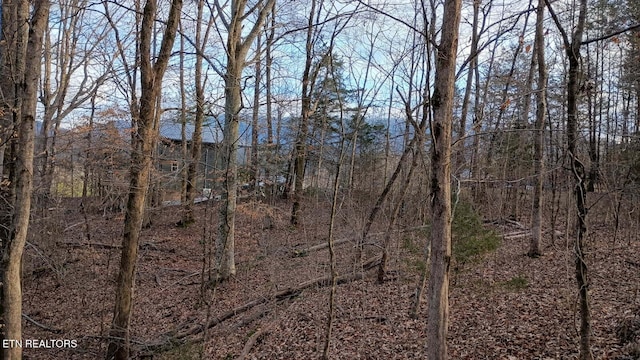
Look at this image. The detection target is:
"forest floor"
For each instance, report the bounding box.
[21,194,640,359]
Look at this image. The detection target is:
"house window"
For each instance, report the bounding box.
[171,161,179,172]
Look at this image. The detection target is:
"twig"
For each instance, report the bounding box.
[161,272,200,290]
[292,237,352,256]
[57,241,121,249]
[83,335,148,346]
[22,313,62,334]
[63,222,85,232]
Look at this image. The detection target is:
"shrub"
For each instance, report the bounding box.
[452,200,501,265]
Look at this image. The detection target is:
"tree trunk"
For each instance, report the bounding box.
[264,9,275,184]
[425,0,461,359]
[455,0,479,177]
[546,0,592,357]
[379,143,421,284]
[183,0,210,226]
[529,0,547,257]
[179,21,188,203]
[290,0,320,225]
[106,1,182,358]
[218,56,241,279]
[322,76,347,359]
[216,0,275,280]
[251,34,262,194]
[1,1,49,359]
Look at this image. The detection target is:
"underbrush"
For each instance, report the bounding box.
[452,200,501,266]
[401,200,500,273]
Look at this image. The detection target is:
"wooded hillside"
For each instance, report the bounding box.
[2,0,640,359]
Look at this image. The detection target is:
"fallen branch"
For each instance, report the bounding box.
[293,237,353,256]
[156,255,382,347]
[238,324,272,360]
[502,231,530,239]
[292,226,431,256]
[57,241,121,249]
[58,241,166,250]
[625,260,640,269]
[502,229,563,240]
[484,218,527,229]
[22,313,62,334]
[63,221,85,233]
[161,272,200,291]
[231,305,271,331]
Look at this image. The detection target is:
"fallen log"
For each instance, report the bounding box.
[502,229,563,240]
[57,240,165,250]
[57,241,121,249]
[484,218,527,229]
[292,226,431,256]
[153,255,382,349]
[238,324,272,360]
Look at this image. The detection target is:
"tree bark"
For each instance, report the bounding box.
[106,1,182,359]
[251,34,262,193]
[183,0,211,226]
[290,0,318,225]
[425,0,462,359]
[529,0,547,257]
[455,0,479,177]
[1,1,49,359]
[546,0,592,357]
[179,21,188,203]
[264,9,275,184]
[216,0,275,280]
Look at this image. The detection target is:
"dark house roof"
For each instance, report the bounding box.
[159,120,222,144]
[97,118,223,144]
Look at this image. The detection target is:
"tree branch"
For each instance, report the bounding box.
[582,23,640,45]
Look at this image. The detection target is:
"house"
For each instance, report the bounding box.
[48,115,252,204]
[154,116,257,200]
[155,120,224,202]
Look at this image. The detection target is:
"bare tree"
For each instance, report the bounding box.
[289,0,355,225]
[290,0,321,225]
[250,33,262,193]
[38,0,112,197]
[0,1,50,359]
[529,0,547,257]
[179,20,189,203]
[322,53,348,360]
[546,0,592,358]
[215,0,275,280]
[425,0,462,359]
[106,0,182,358]
[182,0,214,225]
[264,8,275,185]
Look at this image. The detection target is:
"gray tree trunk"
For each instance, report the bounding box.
[546,0,592,357]
[216,0,275,280]
[529,0,548,257]
[183,0,211,225]
[425,0,462,358]
[290,0,317,225]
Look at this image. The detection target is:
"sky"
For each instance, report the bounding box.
[47,0,592,144]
